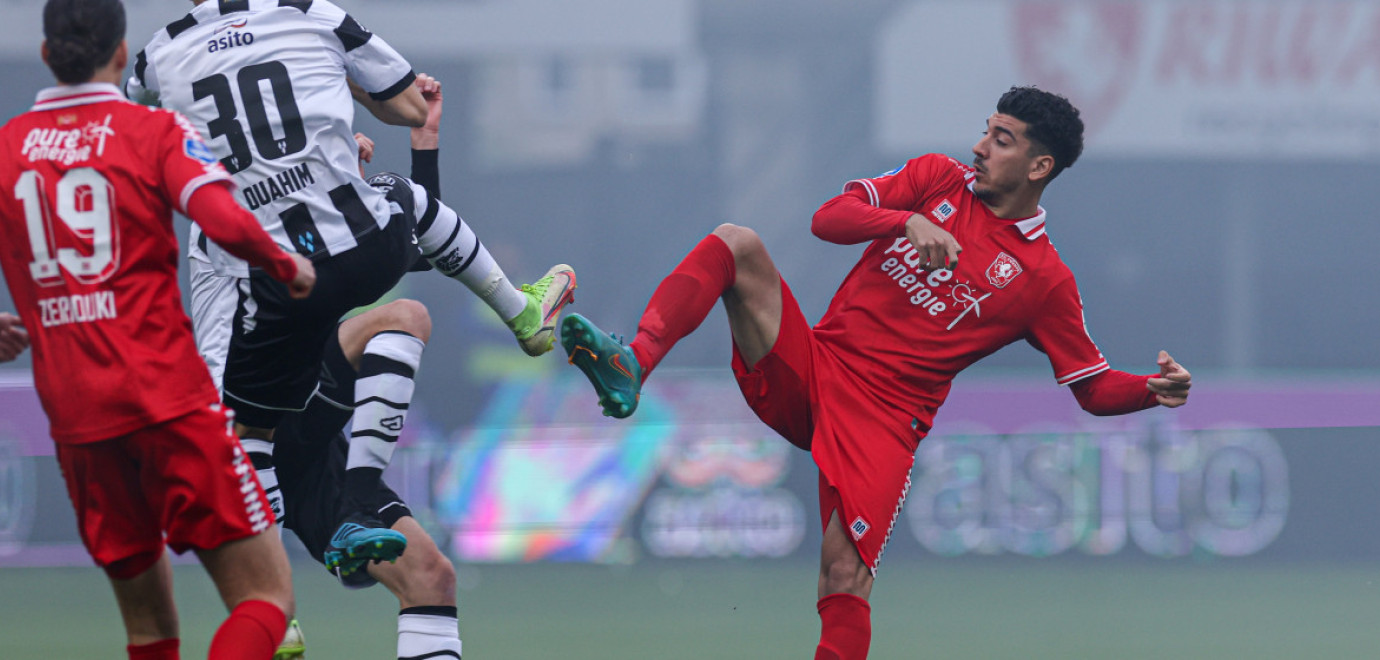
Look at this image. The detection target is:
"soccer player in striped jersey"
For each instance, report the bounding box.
[0,2,317,658]
[562,87,1192,659]
[131,1,575,569]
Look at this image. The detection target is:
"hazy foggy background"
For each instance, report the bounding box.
[3,0,1379,567]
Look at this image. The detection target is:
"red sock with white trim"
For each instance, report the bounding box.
[629,233,736,379]
[207,600,286,660]
[127,638,179,660]
[815,593,871,660]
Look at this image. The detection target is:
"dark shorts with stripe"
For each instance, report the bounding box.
[273,330,413,565]
[222,179,423,429]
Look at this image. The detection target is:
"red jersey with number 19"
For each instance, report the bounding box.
[813,153,1110,433]
[0,83,233,444]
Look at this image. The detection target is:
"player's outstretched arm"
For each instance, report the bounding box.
[410,73,442,151]
[1147,350,1191,407]
[409,73,443,198]
[185,183,316,299]
[349,78,427,128]
[0,313,29,362]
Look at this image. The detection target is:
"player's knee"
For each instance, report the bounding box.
[418,547,457,601]
[713,223,770,265]
[380,298,432,343]
[819,554,869,596]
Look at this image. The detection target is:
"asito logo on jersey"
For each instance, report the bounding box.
[986,252,1023,288]
[208,18,254,53]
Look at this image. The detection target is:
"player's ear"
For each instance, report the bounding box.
[39,40,50,69]
[112,40,129,72]
[1028,153,1054,184]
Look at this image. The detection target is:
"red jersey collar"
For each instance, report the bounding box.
[32,83,126,112]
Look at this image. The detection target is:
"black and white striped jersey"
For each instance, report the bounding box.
[127,0,416,278]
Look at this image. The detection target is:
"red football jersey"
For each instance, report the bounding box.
[0,83,232,444]
[813,153,1109,431]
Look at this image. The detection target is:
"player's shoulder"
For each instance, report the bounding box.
[884,153,971,183]
[0,108,31,137]
[143,0,334,47]
[1022,237,1077,287]
[925,153,973,179]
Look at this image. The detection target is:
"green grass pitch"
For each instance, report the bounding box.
[2,559,1377,658]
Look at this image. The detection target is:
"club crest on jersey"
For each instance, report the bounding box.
[986,252,1023,288]
[931,199,956,224]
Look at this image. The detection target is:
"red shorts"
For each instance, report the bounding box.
[55,404,275,576]
[732,278,921,575]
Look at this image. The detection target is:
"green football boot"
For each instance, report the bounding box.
[273,619,305,660]
[561,313,642,418]
[508,264,577,357]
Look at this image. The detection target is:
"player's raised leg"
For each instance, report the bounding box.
[562,223,782,417]
[329,301,434,570]
[411,196,576,356]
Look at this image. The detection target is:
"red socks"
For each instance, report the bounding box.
[207,600,287,660]
[629,233,736,379]
[127,638,179,660]
[815,593,871,660]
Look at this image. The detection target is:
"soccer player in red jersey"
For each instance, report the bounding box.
[0,2,316,659]
[562,86,1192,659]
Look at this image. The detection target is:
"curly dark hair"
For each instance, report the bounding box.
[43,0,126,84]
[996,86,1084,182]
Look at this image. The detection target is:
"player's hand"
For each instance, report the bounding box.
[354,132,375,164]
[286,254,316,300]
[904,213,962,270]
[0,312,29,362]
[411,73,442,150]
[1147,350,1191,408]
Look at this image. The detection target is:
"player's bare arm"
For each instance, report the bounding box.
[411,73,442,150]
[903,213,962,270]
[349,78,427,128]
[0,313,30,362]
[1147,350,1192,407]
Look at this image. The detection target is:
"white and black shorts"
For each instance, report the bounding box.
[197,209,422,429]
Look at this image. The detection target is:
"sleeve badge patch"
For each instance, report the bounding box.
[184,138,219,166]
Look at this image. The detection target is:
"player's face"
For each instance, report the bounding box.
[970,113,1044,202]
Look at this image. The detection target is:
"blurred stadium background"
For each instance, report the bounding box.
[2,0,1379,656]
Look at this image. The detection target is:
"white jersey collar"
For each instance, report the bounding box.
[32,83,126,111]
[1013,207,1047,241]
